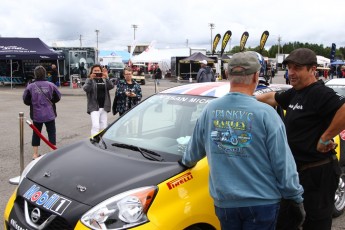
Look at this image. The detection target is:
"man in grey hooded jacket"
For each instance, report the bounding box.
[196,60,215,82]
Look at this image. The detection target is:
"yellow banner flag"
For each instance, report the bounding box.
[221,30,232,56]
[240,31,249,52]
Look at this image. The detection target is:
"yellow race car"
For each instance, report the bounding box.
[4,81,343,230]
[325,78,345,217]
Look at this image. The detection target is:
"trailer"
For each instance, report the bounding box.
[52,47,96,84]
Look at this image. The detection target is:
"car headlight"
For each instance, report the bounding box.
[81,186,157,230]
[18,155,45,185]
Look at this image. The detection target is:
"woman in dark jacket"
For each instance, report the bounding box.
[113,67,142,116]
[83,64,114,136]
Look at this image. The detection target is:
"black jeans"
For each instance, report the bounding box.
[32,120,56,146]
[299,160,340,230]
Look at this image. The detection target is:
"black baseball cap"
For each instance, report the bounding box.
[282,48,317,66]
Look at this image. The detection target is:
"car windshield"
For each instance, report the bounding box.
[103,94,213,155]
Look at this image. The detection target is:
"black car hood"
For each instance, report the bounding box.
[26,139,183,206]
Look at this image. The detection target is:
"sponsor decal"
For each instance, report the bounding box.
[159,95,211,104]
[167,172,193,190]
[239,31,249,52]
[212,34,221,55]
[0,45,36,53]
[220,30,232,56]
[10,219,29,230]
[23,184,71,215]
[253,88,274,95]
[259,31,269,54]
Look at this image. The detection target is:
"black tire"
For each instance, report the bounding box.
[185,225,214,230]
[333,169,345,218]
[185,227,203,230]
[141,80,146,85]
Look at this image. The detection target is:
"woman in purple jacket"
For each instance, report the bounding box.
[23,65,61,159]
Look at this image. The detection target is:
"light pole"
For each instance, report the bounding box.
[277,35,281,56]
[131,24,138,40]
[209,23,215,53]
[95,29,100,63]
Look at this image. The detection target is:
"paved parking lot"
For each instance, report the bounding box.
[1,73,344,229]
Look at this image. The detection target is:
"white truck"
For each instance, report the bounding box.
[100,56,123,66]
[276,54,288,69]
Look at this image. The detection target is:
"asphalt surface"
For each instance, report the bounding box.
[1,72,344,229]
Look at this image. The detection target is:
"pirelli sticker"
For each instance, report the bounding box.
[167,172,193,190]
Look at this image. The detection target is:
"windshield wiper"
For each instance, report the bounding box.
[90,136,107,150]
[111,143,164,161]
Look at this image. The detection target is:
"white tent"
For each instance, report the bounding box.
[131,47,199,72]
[131,48,171,71]
[317,55,330,67]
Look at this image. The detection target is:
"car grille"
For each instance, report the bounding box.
[16,197,73,230]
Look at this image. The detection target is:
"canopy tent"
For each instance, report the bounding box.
[0,37,63,88]
[330,60,345,77]
[131,48,172,72]
[99,50,130,62]
[220,54,231,63]
[179,52,215,79]
[179,52,215,63]
[316,55,330,67]
[331,60,345,65]
[0,37,62,59]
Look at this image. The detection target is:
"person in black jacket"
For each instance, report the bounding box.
[154,64,162,85]
[196,60,215,82]
[51,64,58,86]
[83,64,114,136]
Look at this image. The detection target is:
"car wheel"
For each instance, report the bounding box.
[185,224,214,230]
[333,169,345,217]
[142,80,146,85]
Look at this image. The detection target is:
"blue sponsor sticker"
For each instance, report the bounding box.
[23,184,71,215]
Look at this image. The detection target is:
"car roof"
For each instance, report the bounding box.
[160,82,291,98]
[325,78,345,86]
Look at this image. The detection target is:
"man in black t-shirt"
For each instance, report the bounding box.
[257,48,345,230]
[51,64,58,85]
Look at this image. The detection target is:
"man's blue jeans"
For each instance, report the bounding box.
[215,203,280,230]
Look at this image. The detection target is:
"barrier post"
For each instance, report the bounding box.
[19,112,24,174]
[9,112,24,185]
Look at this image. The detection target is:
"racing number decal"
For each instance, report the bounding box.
[50,198,71,215]
[23,184,71,215]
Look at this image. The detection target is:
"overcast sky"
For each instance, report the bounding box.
[1,0,344,52]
